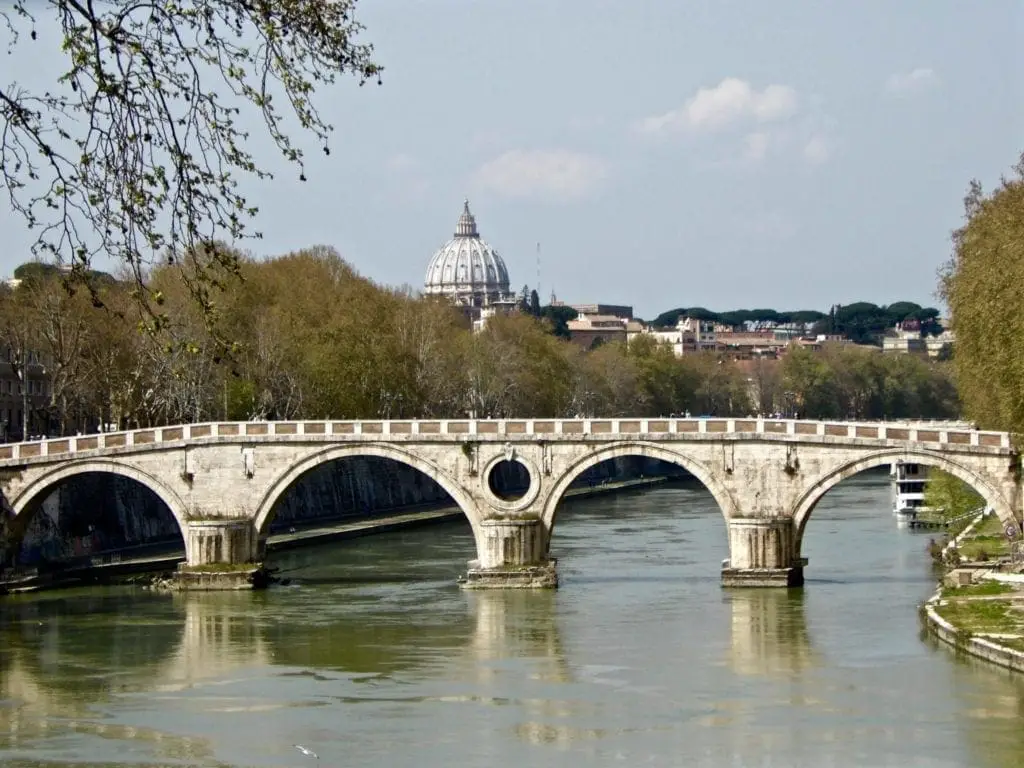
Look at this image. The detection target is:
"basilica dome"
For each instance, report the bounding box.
[424,200,511,308]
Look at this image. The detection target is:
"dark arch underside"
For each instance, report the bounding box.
[4,472,184,573]
[267,456,458,534]
[793,451,1010,547]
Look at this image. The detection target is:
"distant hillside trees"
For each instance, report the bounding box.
[651,307,828,330]
[650,303,942,344]
[825,302,941,344]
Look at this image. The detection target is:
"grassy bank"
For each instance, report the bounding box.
[924,510,1024,672]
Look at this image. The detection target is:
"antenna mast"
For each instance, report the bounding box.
[536,242,541,305]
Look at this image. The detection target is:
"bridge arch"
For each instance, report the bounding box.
[540,441,737,531]
[253,443,482,542]
[792,449,1014,551]
[6,458,190,552]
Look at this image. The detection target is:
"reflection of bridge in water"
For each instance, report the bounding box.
[2,588,814,740]
[726,589,817,679]
[5,586,1024,765]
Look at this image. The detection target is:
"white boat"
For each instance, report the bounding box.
[891,461,930,520]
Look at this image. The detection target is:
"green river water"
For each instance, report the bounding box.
[2,472,1024,767]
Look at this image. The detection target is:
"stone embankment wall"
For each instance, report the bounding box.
[924,595,1024,673]
[11,456,685,566]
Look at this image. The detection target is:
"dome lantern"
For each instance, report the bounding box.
[454,198,479,238]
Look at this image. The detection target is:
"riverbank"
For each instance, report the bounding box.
[1,475,672,594]
[922,511,1024,672]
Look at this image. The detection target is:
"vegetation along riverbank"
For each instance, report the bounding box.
[922,476,1024,672]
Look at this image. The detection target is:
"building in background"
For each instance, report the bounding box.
[563,302,633,320]
[424,200,516,322]
[882,321,929,355]
[566,313,645,349]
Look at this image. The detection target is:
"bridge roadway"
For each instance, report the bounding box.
[0,417,1017,589]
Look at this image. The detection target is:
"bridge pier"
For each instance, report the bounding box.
[722,518,804,588]
[461,518,557,589]
[174,520,266,591]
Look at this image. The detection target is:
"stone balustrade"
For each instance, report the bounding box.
[0,418,1009,465]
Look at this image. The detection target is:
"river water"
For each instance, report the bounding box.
[2,472,1024,768]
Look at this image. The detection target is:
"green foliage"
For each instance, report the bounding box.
[923,469,985,519]
[225,379,258,422]
[954,514,1012,562]
[941,154,1024,437]
[935,599,1017,634]
[781,343,959,420]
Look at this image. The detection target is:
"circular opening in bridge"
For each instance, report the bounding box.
[487,460,531,502]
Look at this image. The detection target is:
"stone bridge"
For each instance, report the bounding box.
[0,417,1018,588]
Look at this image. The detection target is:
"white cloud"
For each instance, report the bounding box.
[802,135,830,165]
[637,77,799,136]
[473,149,609,202]
[885,67,937,95]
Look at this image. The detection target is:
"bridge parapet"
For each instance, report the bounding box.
[0,418,1011,467]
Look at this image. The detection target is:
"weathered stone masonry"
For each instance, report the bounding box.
[0,418,1017,589]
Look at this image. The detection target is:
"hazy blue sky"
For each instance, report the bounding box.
[3,1,1022,318]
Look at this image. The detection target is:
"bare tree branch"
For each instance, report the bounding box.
[1,0,380,347]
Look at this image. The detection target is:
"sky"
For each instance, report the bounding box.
[2,0,1022,319]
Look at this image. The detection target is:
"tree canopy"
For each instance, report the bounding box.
[0,250,962,436]
[650,303,941,343]
[1,1,381,335]
[941,155,1024,436]
[655,306,843,329]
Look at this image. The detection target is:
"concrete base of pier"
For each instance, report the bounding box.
[460,559,558,589]
[721,566,804,588]
[169,564,270,591]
